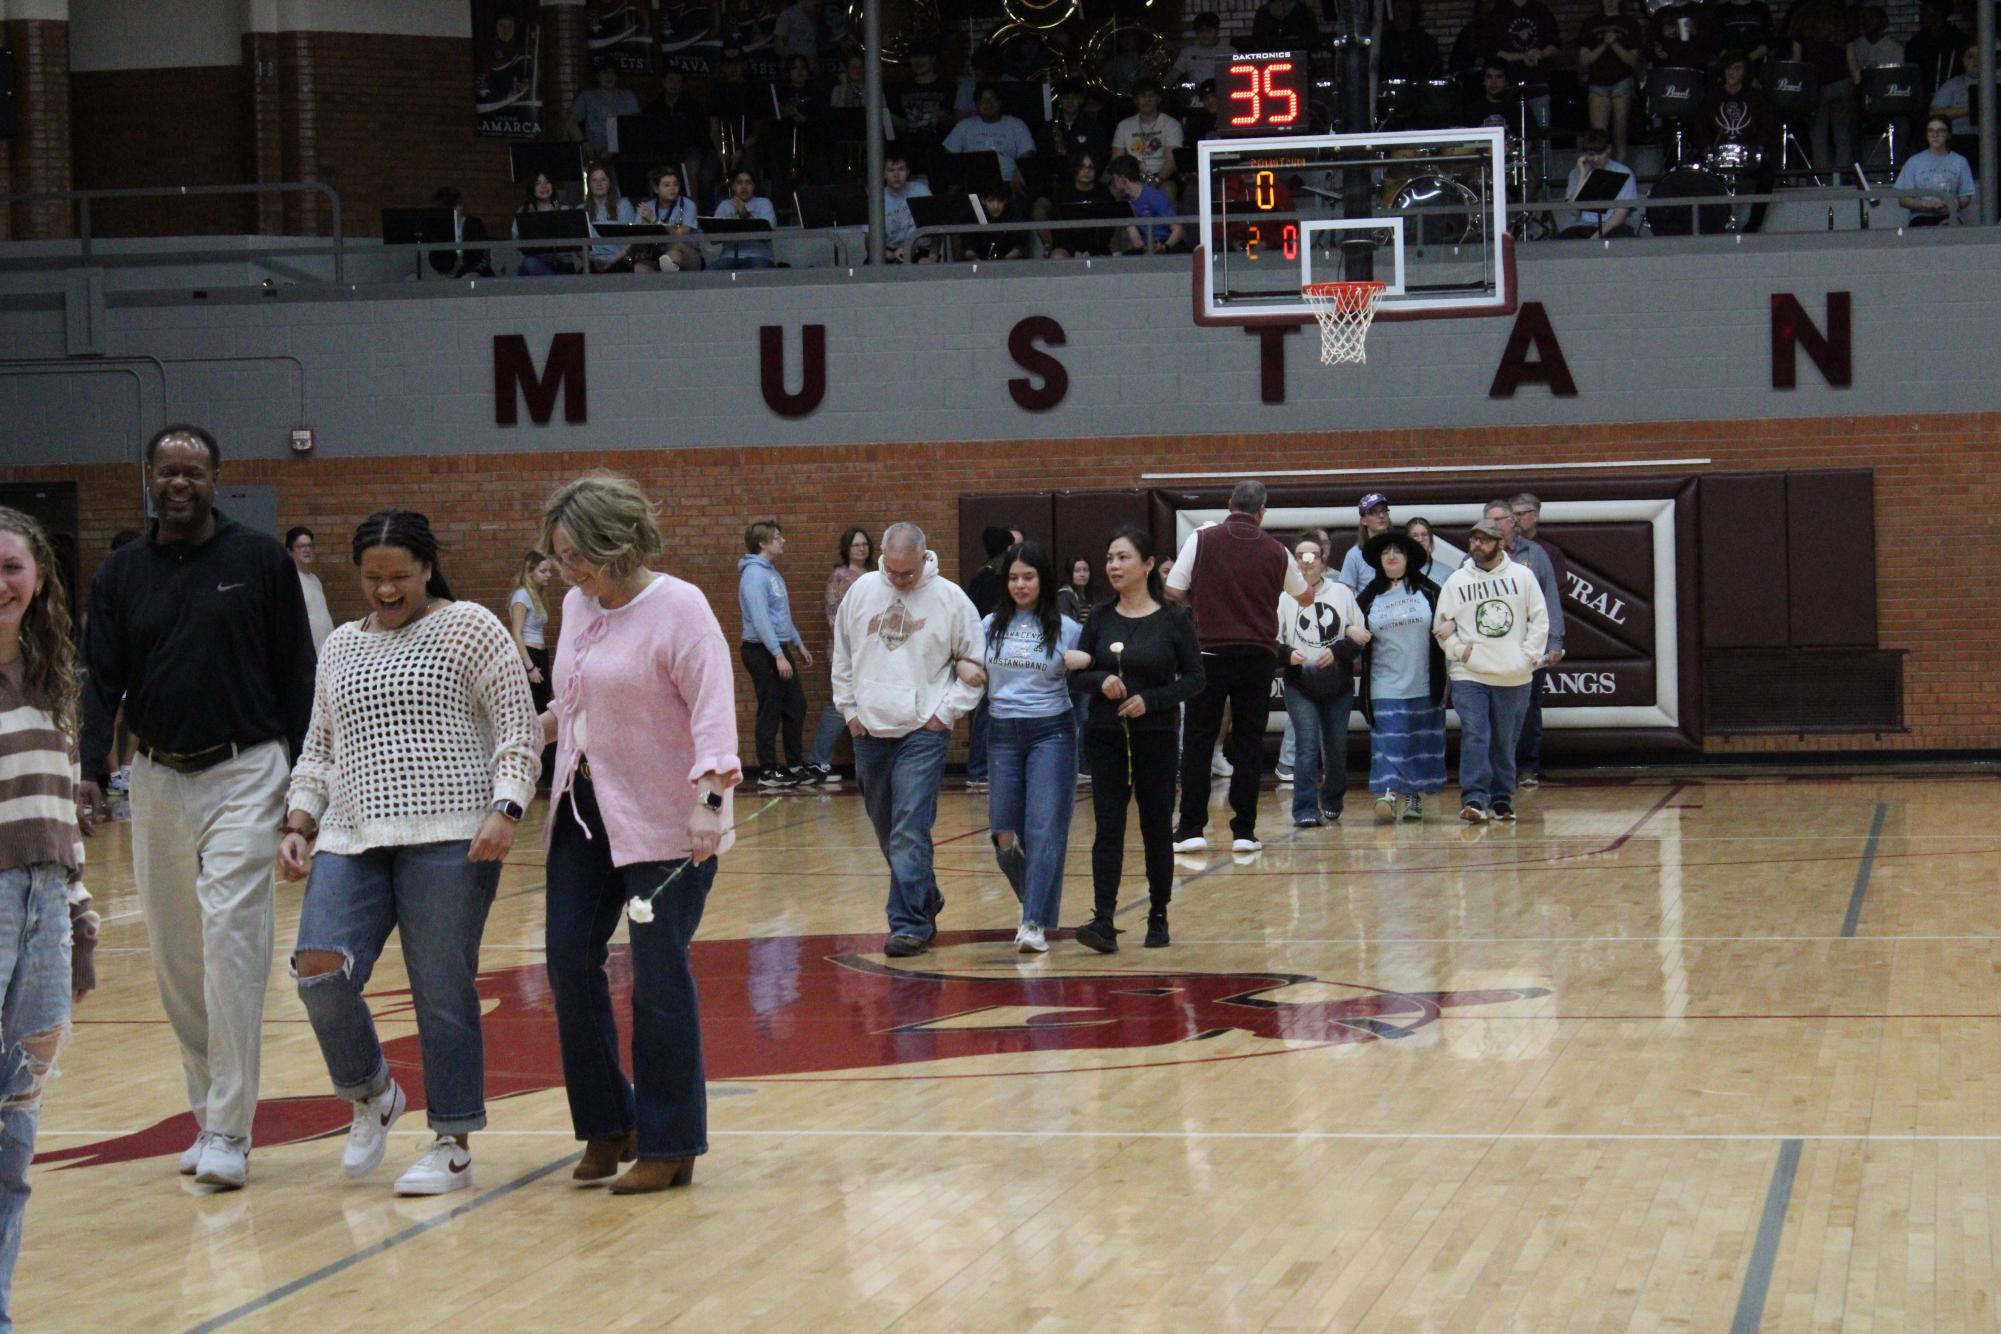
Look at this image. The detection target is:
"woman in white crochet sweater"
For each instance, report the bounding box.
[278,512,540,1197]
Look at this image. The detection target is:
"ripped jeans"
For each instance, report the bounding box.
[1,863,73,1330]
[292,843,499,1136]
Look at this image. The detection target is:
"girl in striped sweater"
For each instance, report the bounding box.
[0,507,97,1324]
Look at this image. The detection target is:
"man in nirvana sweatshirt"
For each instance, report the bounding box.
[737,519,814,788]
[1433,517,1548,823]
[831,521,986,958]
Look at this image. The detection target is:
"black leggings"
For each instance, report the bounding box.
[1085,726,1178,922]
[527,646,554,786]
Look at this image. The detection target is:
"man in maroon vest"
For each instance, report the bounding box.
[1164,481,1312,852]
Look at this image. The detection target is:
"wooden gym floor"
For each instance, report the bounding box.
[19,771,2001,1331]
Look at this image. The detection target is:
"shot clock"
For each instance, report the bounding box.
[1218,51,1310,136]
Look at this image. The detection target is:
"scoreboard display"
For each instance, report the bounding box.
[1217,51,1311,136]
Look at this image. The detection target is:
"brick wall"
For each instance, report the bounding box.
[13,410,2000,759]
[6,19,74,241]
[70,65,252,236]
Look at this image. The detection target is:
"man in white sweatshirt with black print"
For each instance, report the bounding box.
[1433,516,1548,824]
[832,521,987,958]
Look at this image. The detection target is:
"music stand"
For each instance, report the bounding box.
[793,183,870,229]
[1646,66,1705,169]
[1052,197,1125,256]
[906,192,978,260]
[380,207,455,281]
[700,214,776,266]
[514,207,591,273]
[944,150,1006,197]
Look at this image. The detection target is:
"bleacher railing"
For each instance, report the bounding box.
[0,182,348,282]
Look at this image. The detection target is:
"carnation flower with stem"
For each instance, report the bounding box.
[1110,640,1137,789]
[625,794,786,923]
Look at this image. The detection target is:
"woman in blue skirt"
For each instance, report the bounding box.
[1349,530,1448,823]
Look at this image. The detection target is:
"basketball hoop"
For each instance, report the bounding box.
[1300,281,1387,366]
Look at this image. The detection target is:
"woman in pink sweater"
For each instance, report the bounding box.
[539,473,741,1195]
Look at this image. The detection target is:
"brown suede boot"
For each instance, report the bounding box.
[608,1156,695,1195]
[572,1130,637,1181]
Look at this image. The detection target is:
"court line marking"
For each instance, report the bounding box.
[51,1128,2001,1144]
[1141,458,1714,480]
[175,1150,583,1334]
[1841,802,1890,938]
[1731,1137,1803,1334]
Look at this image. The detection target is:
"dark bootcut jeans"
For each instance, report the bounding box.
[1454,679,1532,809]
[546,775,716,1160]
[1178,646,1278,841]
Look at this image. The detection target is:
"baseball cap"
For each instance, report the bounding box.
[1469,517,1507,539]
[1358,492,1390,514]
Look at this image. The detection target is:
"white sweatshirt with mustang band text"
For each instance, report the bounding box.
[1433,554,1549,687]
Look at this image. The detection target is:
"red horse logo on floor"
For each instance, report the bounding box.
[42,930,1548,1170]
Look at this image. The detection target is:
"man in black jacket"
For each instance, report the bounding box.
[77,424,315,1190]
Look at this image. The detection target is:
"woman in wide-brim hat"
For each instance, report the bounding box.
[1348,530,1449,823]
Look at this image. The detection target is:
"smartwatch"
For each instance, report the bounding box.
[700,790,725,813]
[491,800,525,822]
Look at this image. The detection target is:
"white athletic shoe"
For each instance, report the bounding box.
[1017,923,1048,954]
[178,1131,214,1176]
[395,1136,473,1196]
[342,1079,408,1178]
[1210,748,1233,778]
[1172,835,1209,853]
[1231,837,1263,853]
[194,1135,250,1189]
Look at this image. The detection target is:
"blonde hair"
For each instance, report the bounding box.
[0,508,79,736]
[514,549,548,618]
[541,472,663,582]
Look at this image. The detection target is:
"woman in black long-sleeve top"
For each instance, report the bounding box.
[1062,526,1204,953]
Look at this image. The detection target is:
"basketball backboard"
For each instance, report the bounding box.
[1194,127,1516,326]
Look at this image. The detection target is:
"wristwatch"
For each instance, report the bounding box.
[491,799,525,822]
[700,790,725,813]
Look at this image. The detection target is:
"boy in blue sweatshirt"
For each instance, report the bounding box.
[737,519,819,788]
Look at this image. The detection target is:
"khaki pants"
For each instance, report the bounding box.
[129,741,286,1142]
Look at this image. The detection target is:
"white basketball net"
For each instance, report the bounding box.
[1301,281,1387,366]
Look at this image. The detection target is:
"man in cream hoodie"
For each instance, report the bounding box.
[832,522,987,957]
[1433,517,1548,824]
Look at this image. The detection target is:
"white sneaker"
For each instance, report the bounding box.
[1210,749,1233,778]
[178,1131,214,1176]
[1276,765,1295,787]
[194,1134,250,1189]
[1232,837,1263,853]
[342,1079,408,1178]
[1172,835,1209,853]
[1017,923,1048,954]
[394,1136,473,1196]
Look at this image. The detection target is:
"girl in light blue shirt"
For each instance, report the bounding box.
[979,541,1081,953]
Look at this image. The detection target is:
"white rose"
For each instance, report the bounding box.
[1109,642,1125,654]
[626,897,656,924]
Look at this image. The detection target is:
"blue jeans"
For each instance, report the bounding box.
[1071,690,1091,774]
[293,842,500,1135]
[986,712,1077,930]
[966,698,991,780]
[1516,667,1548,775]
[1284,685,1354,821]
[809,701,848,769]
[1455,680,1532,808]
[0,865,73,1330]
[853,727,950,939]
[546,775,716,1160]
